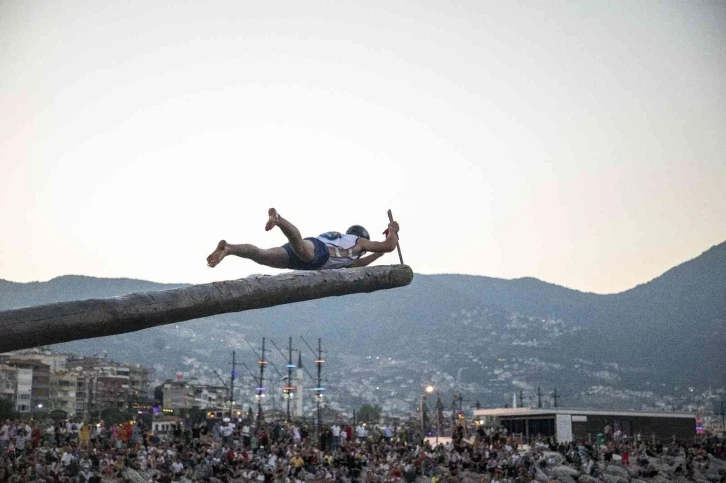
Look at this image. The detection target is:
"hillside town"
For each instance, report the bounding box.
[0,347,724,482]
[1,348,725,435]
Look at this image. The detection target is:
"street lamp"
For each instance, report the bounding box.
[281,375,295,423]
[431,390,446,446]
[421,385,434,440]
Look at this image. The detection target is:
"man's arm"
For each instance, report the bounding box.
[347,252,385,268]
[354,222,399,254]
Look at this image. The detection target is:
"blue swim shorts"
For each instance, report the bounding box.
[282,237,330,270]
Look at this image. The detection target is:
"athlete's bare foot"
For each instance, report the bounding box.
[207,240,229,268]
[265,208,280,231]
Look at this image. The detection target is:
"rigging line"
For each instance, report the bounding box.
[269,339,291,364]
[300,335,319,358]
[241,362,258,382]
[242,338,262,360]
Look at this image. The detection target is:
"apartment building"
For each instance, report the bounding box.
[0,349,154,418]
[49,371,78,415]
[0,364,17,405]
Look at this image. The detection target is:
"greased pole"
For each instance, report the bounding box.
[387,209,404,265]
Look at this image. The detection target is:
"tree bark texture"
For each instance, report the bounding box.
[0,265,413,353]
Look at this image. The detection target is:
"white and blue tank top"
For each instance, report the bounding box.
[316,232,362,269]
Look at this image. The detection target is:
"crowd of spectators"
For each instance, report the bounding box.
[0,416,724,483]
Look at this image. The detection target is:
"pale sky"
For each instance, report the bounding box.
[1,0,724,294]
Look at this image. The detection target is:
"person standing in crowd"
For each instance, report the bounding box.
[0,420,10,450]
[331,423,341,452]
[356,423,366,442]
[242,422,251,448]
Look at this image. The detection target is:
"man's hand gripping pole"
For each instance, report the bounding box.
[387,209,404,265]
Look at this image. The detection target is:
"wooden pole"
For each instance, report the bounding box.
[0,264,414,353]
[387,209,404,265]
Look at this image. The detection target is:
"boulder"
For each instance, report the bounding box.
[578,475,602,483]
[626,466,642,478]
[543,451,567,466]
[603,474,629,483]
[604,465,631,480]
[553,466,582,478]
[707,456,726,470]
[535,468,551,482]
[701,471,724,483]
[459,471,480,483]
[121,468,148,483]
[555,474,579,483]
[648,462,672,474]
[644,456,666,469]
[643,475,670,483]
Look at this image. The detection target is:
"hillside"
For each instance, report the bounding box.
[1,242,724,412]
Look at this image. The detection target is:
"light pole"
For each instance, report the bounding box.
[435,393,442,446]
[256,338,268,429]
[315,338,325,449]
[421,385,434,440]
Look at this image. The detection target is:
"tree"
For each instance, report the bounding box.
[421,399,431,433]
[358,404,381,424]
[154,386,163,407]
[0,398,17,420]
[100,407,134,426]
[179,406,205,425]
[49,409,66,421]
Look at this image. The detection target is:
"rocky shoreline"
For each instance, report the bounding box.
[114,451,726,483]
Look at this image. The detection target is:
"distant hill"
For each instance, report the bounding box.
[1,242,724,411]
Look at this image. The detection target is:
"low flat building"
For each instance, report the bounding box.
[473,407,695,444]
[151,416,184,437]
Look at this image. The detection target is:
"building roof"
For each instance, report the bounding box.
[153,415,183,422]
[473,407,694,419]
[3,358,50,369]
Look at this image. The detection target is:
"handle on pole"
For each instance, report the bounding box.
[387,209,404,265]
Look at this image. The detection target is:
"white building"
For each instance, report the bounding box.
[194,384,228,409]
[0,364,16,404]
[151,416,183,437]
[16,367,33,413]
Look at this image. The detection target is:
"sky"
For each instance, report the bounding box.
[1,0,724,294]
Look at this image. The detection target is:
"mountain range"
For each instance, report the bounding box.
[1,241,724,413]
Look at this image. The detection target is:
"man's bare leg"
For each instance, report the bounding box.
[207,240,289,269]
[263,208,316,262]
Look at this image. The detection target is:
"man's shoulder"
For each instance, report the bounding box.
[318,231,343,240]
